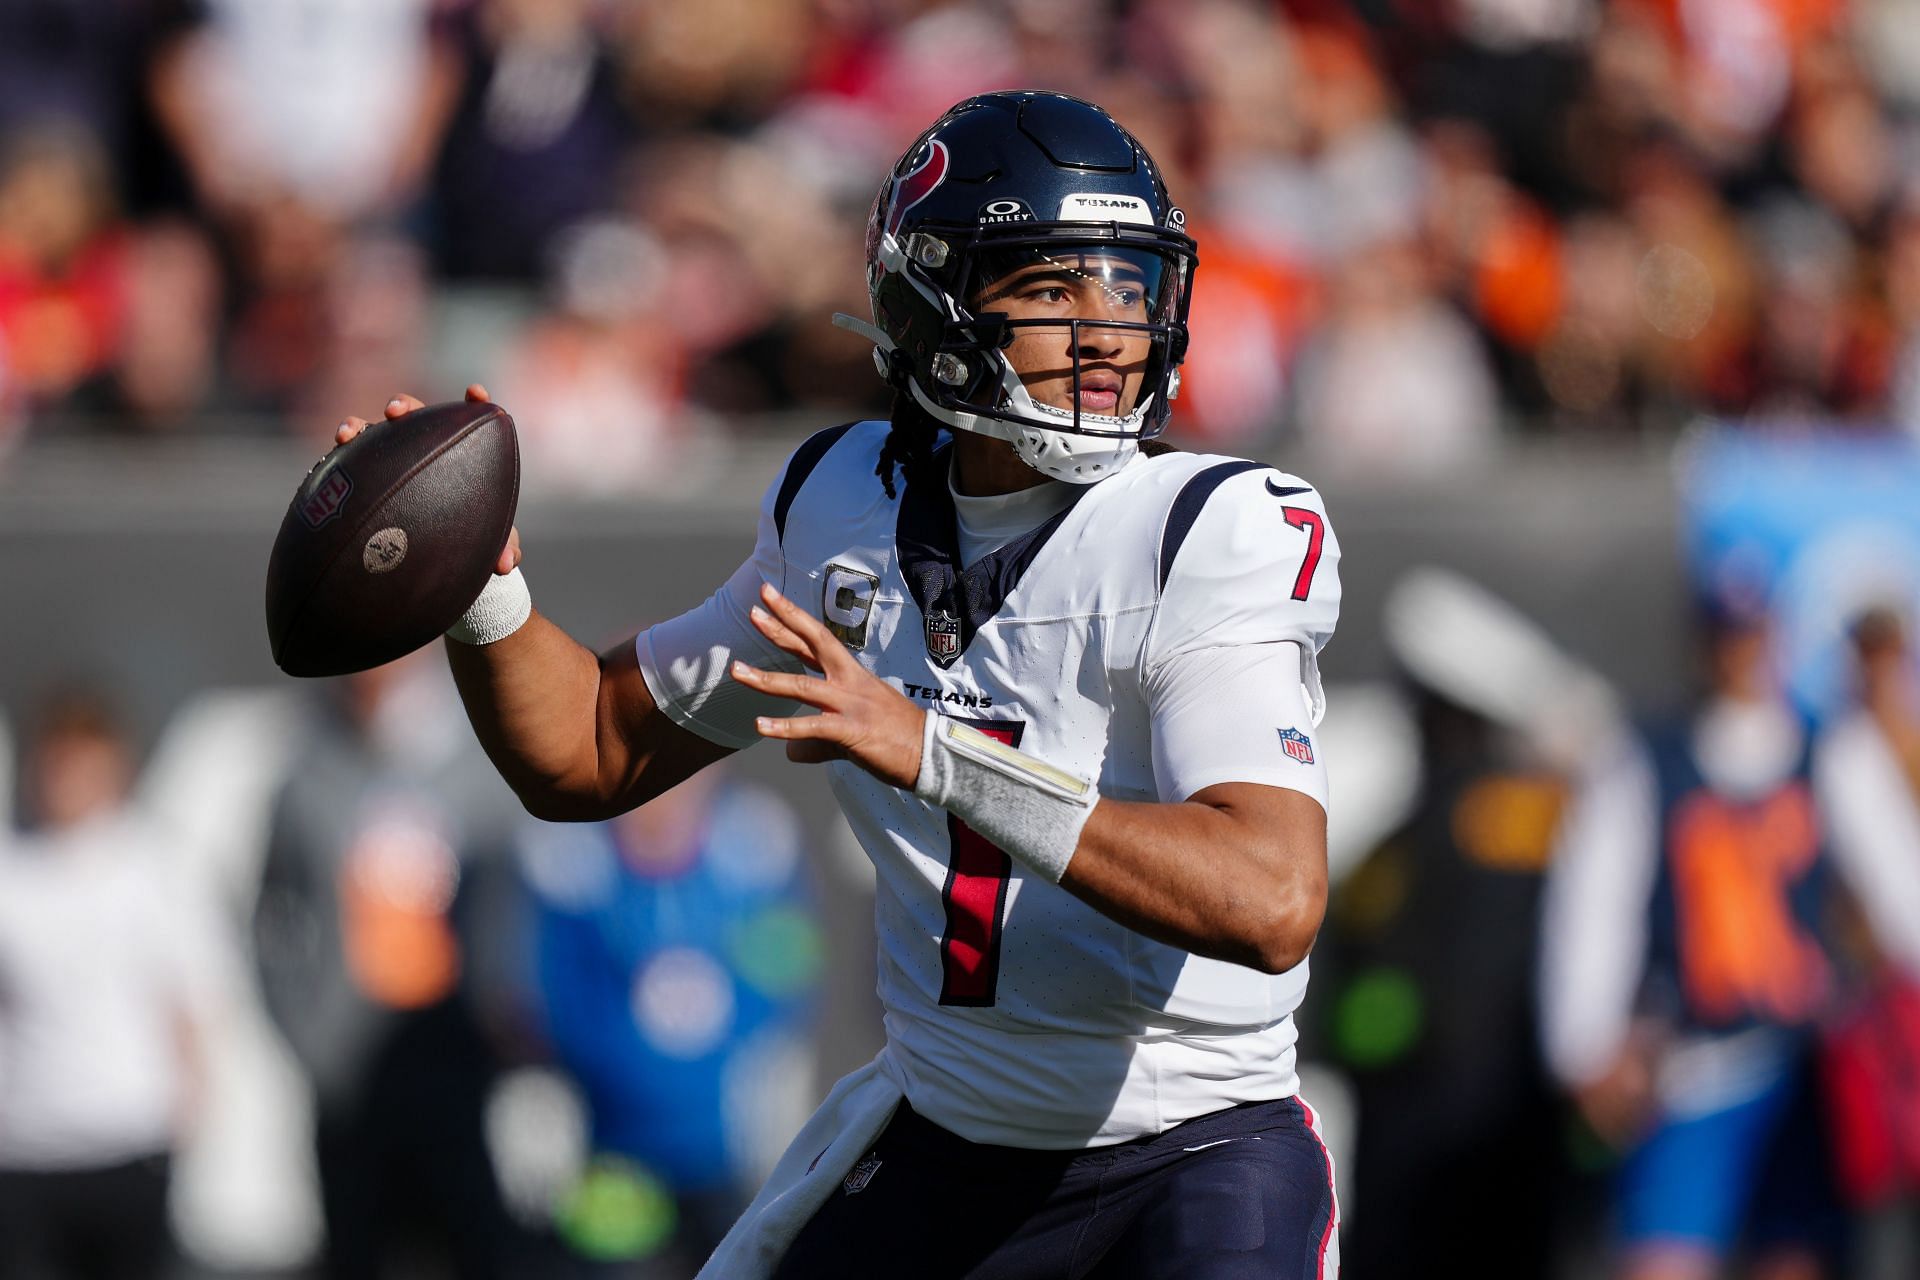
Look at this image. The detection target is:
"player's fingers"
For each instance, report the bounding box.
[496,526,521,576]
[759,583,856,674]
[465,383,492,403]
[337,416,369,445]
[730,661,837,707]
[754,712,843,742]
[384,393,427,419]
[748,605,825,671]
[785,739,847,765]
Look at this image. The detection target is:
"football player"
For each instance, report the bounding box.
[343,91,1342,1278]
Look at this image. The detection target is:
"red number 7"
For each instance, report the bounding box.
[938,719,1022,1006]
[1282,507,1325,601]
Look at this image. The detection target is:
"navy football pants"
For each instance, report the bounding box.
[772,1095,1339,1279]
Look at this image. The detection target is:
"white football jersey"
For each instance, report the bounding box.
[638,420,1340,1148]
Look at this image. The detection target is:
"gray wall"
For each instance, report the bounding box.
[0,434,1692,742]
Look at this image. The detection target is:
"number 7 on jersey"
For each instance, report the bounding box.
[1282,506,1325,601]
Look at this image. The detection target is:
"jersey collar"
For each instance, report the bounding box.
[895,441,1086,671]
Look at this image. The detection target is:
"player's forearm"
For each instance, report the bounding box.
[447,614,732,821]
[1061,790,1328,975]
[443,610,614,814]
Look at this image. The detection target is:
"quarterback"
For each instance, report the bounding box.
[346,92,1341,1278]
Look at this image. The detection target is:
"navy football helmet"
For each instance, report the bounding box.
[836,92,1197,483]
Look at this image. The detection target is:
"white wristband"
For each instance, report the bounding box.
[446,567,532,645]
[912,711,1097,883]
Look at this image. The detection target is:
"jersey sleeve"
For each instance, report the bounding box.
[1144,468,1342,725]
[635,465,807,751]
[1145,640,1329,809]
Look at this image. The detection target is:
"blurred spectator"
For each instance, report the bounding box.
[0,121,129,418]
[60,217,223,434]
[611,0,817,132]
[516,768,822,1274]
[0,0,196,204]
[148,0,460,227]
[147,0,460,419]
[493,217,688,492]
[1319,567,1617,1279]
[0,686,233,1280]
[428,0,637,283]
[252,657,530,1279]
[1319,679,1567,1278]
[1538,583,1920,1279]
[1815,608,1920,1277]
[1289,234,1501,474]
[1727,198,1890,424]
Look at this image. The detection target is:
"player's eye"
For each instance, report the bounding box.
[1023,285,1073,304]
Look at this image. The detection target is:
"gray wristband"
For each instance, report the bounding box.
[912,711,1097,883]
[446,567,532,645]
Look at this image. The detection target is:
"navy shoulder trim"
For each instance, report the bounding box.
[773,422,858,544]
[1158,460,1265,591]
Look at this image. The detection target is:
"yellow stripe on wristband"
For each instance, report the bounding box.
[941,720,1094,801]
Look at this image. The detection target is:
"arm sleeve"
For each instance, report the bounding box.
[1537,740,1660,1088]
[1146,641,1329,811]
[1144,470,1341,726]
[635,466,807,750]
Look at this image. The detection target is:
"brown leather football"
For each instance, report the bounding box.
[265,400,519,677]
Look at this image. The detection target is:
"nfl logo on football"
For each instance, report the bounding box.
[300,468,353,530]
[925,609,961,665]
[1279,727,1314,765]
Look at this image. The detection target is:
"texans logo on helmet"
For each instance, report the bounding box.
[886,140,950,240]
[1279,728,1314,765]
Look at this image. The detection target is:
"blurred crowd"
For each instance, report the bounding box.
[8,0,1920,486]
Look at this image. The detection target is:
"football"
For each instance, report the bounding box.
[265,400,519,678]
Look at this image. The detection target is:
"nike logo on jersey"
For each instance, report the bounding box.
[1265,479,1311,497]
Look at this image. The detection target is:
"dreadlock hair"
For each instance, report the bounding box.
[875,394,944,499]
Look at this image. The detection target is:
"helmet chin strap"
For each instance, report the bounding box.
[905,357,1152,485]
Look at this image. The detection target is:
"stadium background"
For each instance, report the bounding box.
[4,0,1920,1276]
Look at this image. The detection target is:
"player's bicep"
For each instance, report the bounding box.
[1146,640,1328,812]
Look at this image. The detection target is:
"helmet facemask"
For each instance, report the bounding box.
[851,220,1196,484]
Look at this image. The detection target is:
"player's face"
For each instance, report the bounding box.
[973,249,1158,418]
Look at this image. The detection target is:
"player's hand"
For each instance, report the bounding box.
[1573,1035,1657,1150]
[335,385,521,575]
[730,583,926,789]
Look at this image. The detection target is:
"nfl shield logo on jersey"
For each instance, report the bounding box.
[925,609,961,666]
[1279,727,1314,765]
[843,1152,883,1195]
